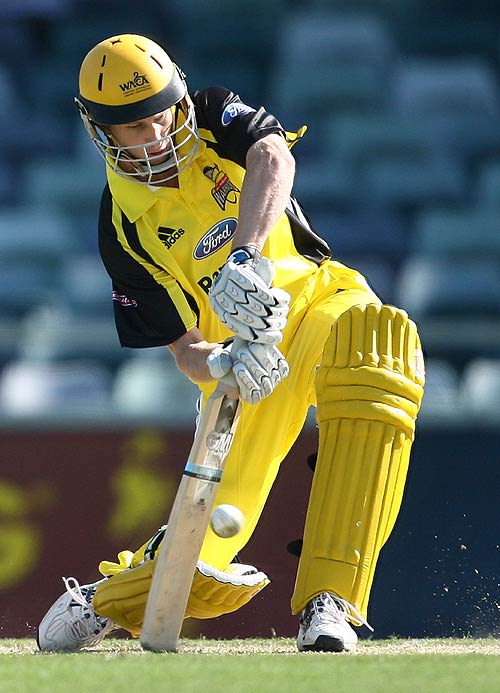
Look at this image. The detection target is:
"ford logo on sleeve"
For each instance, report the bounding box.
[193,218,238,259]
[221,102,255,127]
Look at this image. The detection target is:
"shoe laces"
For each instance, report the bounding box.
[306,592,374,632]
[61,576,111,642]
[62,577,93,609]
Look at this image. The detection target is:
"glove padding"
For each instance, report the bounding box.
[207,339,289,405]
[209,255,290,345]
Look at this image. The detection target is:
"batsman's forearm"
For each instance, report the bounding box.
[168,330,220,383]
[233,134,295,251]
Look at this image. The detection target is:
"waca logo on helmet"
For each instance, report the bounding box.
[119,71,151,97]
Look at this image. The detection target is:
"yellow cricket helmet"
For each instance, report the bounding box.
[75,34,199,184]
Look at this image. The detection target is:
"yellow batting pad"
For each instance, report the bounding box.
[291,304,425,619]
[186,561,270,619]
[93,558,269,637]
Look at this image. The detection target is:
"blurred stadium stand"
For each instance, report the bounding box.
[0,0,499,423]
[459,357,500,420]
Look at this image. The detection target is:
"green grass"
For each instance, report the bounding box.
[1,638,500,693]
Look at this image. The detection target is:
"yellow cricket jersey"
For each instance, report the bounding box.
[98,86,332,362]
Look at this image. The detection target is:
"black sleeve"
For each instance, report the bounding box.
[192,86,286,167]
[98,186,198,348]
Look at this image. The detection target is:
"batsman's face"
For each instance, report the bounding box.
[95,98,199,186]
[109,108,174,152]
[109,108,174,164]
[106,107,177,181]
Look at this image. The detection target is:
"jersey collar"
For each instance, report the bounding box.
[106,137,207,222]
[106,168,162,222]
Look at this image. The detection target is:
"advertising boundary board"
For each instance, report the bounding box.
[0,424,498,641]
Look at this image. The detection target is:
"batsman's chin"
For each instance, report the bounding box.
[119,155,178,185]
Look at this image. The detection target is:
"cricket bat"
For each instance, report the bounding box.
[140,385,241,652]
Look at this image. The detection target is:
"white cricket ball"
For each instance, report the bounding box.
[210,504,245,538]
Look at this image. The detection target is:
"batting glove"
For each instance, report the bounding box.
[207,339,289,405]
[208,246,290,345]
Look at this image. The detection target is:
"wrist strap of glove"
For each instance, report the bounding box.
[228,245,261,266]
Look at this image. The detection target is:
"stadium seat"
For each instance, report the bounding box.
[112,349,199,423]
[412,209,500,260]
[0,359,113,417]
[275,11,395,73]
[418,357,462,419]
[0,68,69,163]
[23,151,104,251]
[164,0,287,104]
[0,208,80,319]
[0,160,15,205]
[268,11,395,136]
[0,207,79,266]
[333,255,398,304]
[395,257,500,319]
[292,157,354,210]
[167,0,287,56]
[59,255,112,319]
[23,156,105,217]
[0,259,61,319]
[0,20,37,74]
[311,210,407,266]
[0,317,21,371]
[0,61,23,116]
[459,358,500,419]
[304,0,414,7]
[474,160,500,210]
[396,257,500,368]
[390,57,500,163]
[323,114,466,211]
[17,304,126,371]
[392,57,499,117]
[0,1,71,19]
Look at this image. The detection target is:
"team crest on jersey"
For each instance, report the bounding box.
[193,218,238,260]
[158,226,185,249]
[203,165,240,210]
[221,102,255,127]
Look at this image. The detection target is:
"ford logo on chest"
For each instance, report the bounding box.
[193,218,238,260]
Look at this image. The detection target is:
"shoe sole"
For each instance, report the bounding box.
[299,635,352,653]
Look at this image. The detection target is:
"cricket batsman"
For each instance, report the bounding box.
[37,34,425,653]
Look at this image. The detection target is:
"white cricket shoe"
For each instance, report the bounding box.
[297,592,371,653]
[37,577,118,652]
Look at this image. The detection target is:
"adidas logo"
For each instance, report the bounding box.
[158,227,185,249]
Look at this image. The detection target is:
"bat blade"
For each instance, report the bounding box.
[140,388,240,652]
